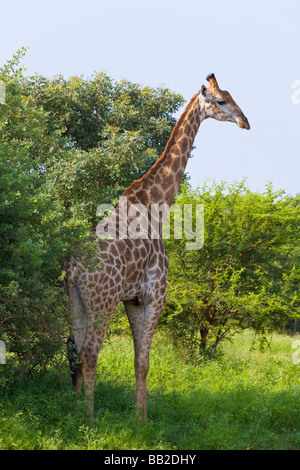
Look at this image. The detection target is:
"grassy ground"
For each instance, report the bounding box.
[0,330,299,450]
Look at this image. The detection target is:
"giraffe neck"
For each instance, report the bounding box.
[124,91,205,209]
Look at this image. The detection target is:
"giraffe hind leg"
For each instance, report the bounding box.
[67,284,88,389]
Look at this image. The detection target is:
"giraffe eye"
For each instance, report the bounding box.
[217,100,226,106]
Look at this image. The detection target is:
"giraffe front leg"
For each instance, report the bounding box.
[124,299,163,421]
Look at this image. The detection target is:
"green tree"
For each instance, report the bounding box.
[0,50,87,380]
[163,180,300,359]
[21,71,184,225]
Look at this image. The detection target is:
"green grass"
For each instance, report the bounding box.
[0,330,299,450]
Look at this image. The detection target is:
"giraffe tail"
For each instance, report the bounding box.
[64,256,86,388]
[67,336,78,387]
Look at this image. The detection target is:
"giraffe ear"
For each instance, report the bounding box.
[200,85,212,101]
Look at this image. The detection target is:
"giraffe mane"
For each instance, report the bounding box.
[123,91,200,195]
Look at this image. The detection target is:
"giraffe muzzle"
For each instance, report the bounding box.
[236,115,250,130]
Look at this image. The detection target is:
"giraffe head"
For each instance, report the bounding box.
[200,73,250,130]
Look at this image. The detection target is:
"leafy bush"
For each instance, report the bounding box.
[162,181,300,359]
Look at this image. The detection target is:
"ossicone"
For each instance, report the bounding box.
[206,73,221,93]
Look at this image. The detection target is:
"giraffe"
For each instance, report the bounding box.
[64,73,250,420]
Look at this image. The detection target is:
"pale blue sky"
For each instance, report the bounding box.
[1,0,299,194]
